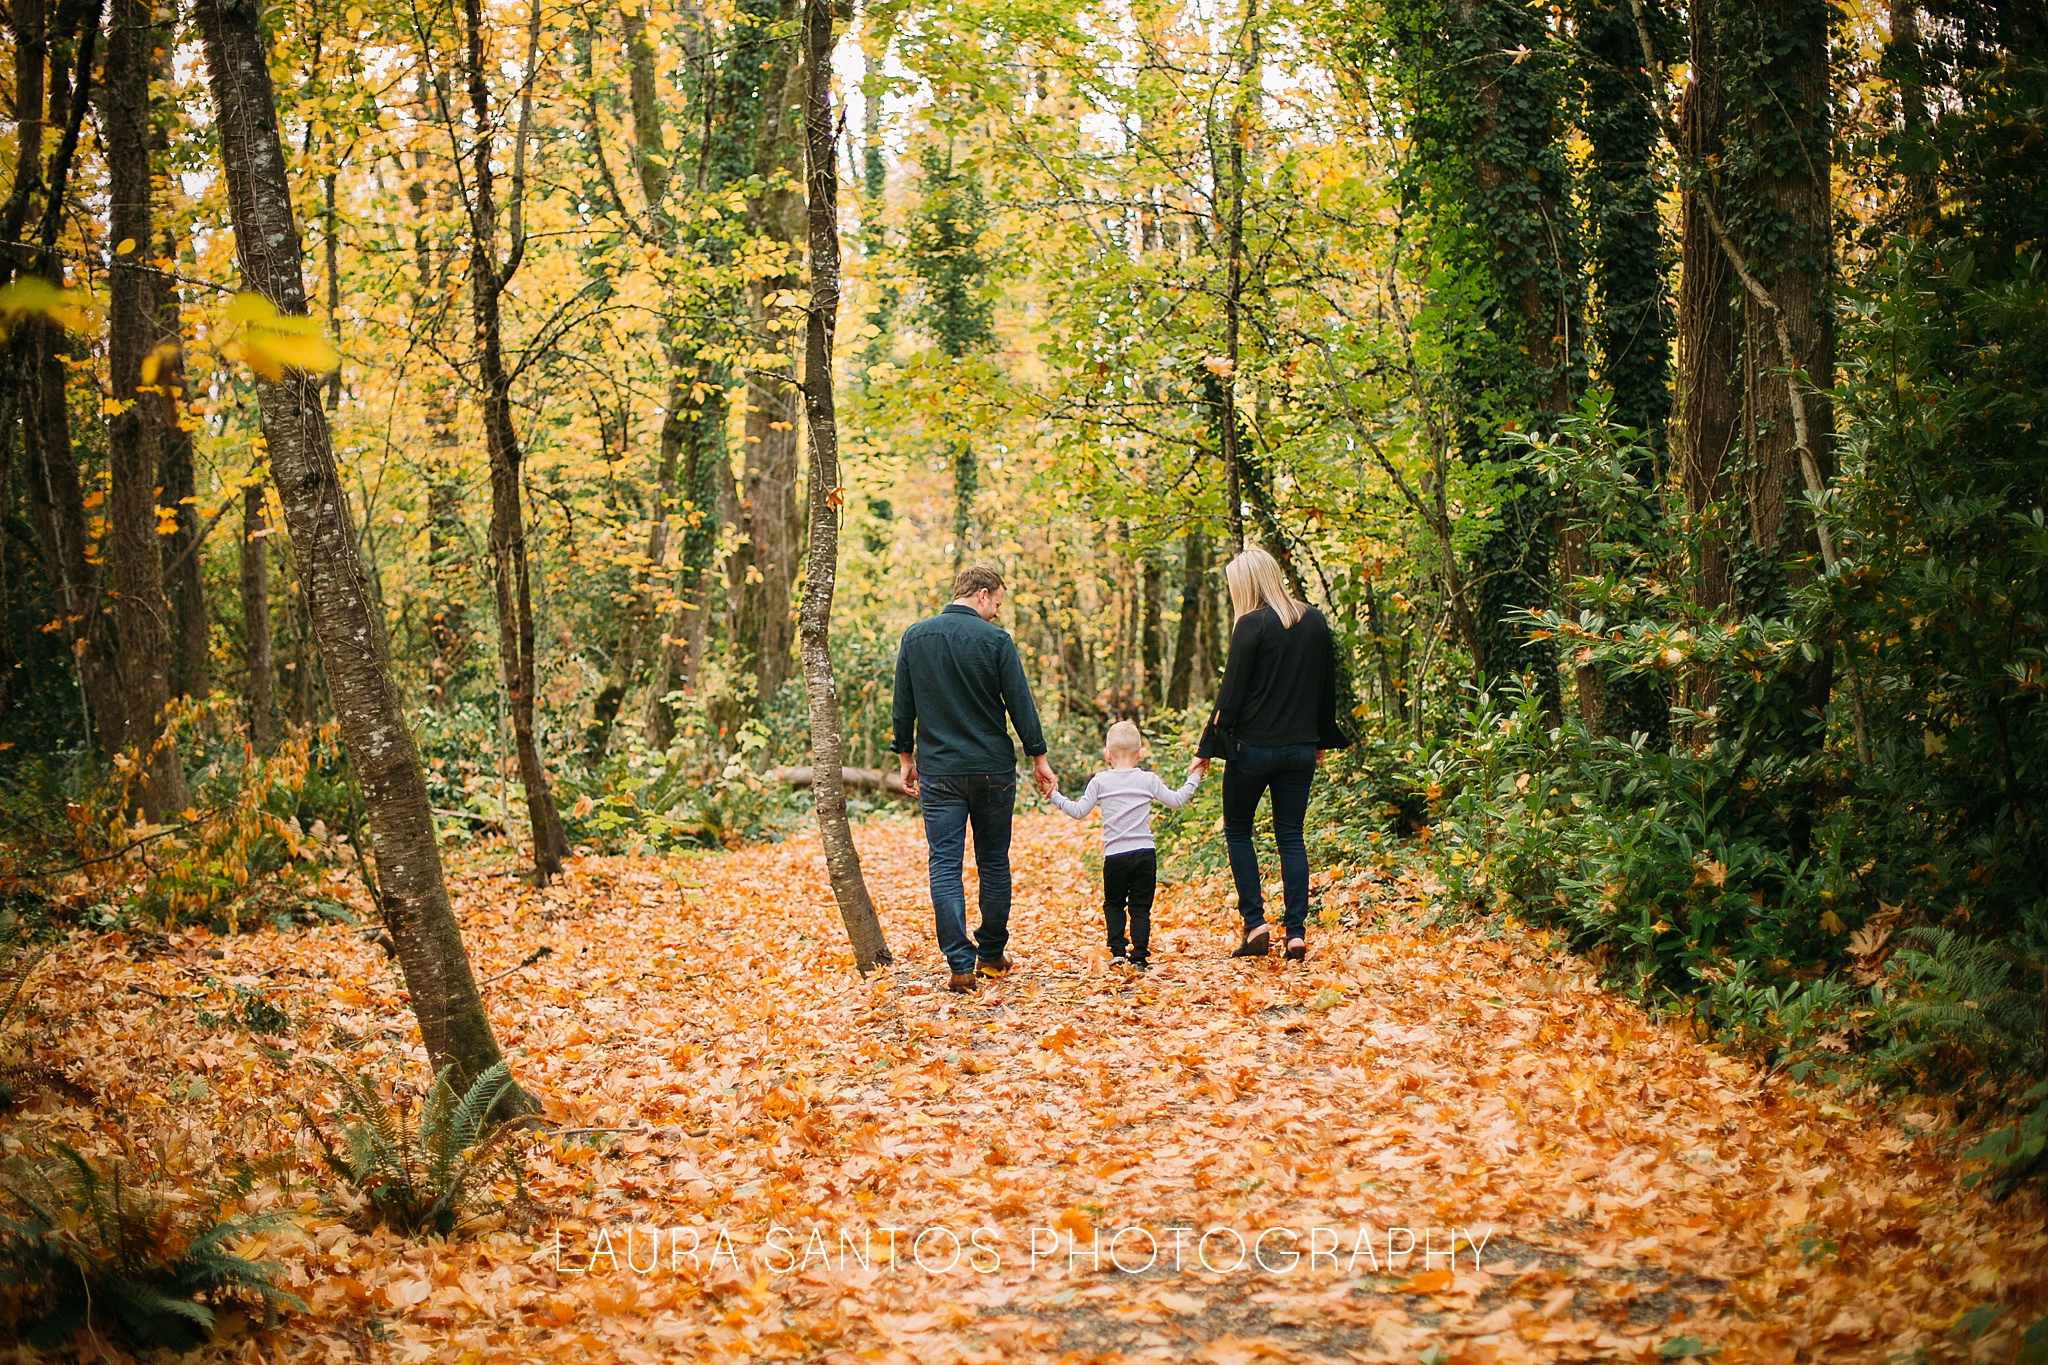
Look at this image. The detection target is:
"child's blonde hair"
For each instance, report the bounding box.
[1105,720,1144,756]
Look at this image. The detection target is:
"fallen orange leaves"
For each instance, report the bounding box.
[7,814,2047,1361]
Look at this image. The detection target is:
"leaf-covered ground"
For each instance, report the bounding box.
[10,814,2046,1363]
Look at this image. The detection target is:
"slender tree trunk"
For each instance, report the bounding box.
[1141,548,1164,708]
[798,0,891,973]
[642,364,726,750]
[157,239,207,704]
[150,27,207,706]
[1215,23,1253,556]
[950,442,976,575]
[1166,529,1206,709]
[463,0,568,882]
[102,0,189,818]
[196,0,520,1097]
[10,0,118,755]
[241,481,273,748]
[588,376,679,758]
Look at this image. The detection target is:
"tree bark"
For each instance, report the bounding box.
[102,0,190,818]
[797,0,891,974]
[1569,0,1672,745]
[730,0,806,705]
[150,29,207,705]
[588,367,680,759]
[461,0,568,882]
[1141,548,1164,709]
[157,239,207,704]
[1677,0,1833,610]
[241,480,272,748]
[196,0,520,1097]
[9,0,119,755]
[1167,528,1206,709]
[642,361,726,750]
[1214,21,1255,556]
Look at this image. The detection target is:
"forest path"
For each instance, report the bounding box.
[34,816,2045,1363]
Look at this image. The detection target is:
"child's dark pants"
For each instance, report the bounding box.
[1103,848,1157,962]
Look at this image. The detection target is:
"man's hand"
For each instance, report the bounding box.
[899,752,919,800]
[1032,754,1056,799]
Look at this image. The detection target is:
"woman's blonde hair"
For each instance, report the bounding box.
[1224,546,1305,627]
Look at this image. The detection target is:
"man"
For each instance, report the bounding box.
[893,564,1057,992]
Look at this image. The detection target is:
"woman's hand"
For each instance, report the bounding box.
[1190,757,1211,781]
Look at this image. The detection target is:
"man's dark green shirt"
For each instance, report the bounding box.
[891,605,1047,776]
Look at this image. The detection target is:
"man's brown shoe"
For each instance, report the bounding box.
[976,954,1013,978]
[947,973,978,993]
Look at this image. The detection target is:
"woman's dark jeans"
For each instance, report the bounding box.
[1221,742,1317,937]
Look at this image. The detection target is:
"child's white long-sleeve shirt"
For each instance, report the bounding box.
[1049,767,1201,857]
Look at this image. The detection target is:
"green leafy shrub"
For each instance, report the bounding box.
[0,1142,302,1351]
[303,1060,523,1235]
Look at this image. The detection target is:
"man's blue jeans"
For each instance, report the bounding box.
[1221,742,1317,936]
[919,772,1016,974]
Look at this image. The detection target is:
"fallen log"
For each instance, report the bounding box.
[772,765,912,799]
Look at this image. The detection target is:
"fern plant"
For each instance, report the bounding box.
[0,1142,303,1351]
[304,1059,522,1235]
[1869,926,2043,1088]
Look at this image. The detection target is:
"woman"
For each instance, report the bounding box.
[1197,546,1349,961]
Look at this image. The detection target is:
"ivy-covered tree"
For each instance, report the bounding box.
[904,145,996,575]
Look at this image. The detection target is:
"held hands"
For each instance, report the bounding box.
[1189,757,1211,782]
[1032,754,1057,799]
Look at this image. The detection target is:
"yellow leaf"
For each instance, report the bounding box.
[0,277,100,333]
[115,237,137,255]
[247,327,340,375]
[226,291,279,326]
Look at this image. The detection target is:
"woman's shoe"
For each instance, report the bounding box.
[1284,937,1306,962]
[1232,924,1271,958]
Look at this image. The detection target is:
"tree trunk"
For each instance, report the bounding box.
[157,250,207,704]
[196,0,520,1097]
[152,29,207,706]
[1141,548,1164,709]
[797,0,891,974]
[1214,14,1256,555]
[731,0,806,705]
[587,382,679,759]
[1574,0,1672,746]
[241,481,273,748]
[9,0,119,756]
[102,0,189,819]
[1678,0,1833,606]
[641,352,726,750]
[463,0,568,883]
[1676,2,1739,626]
[950,442,976,575]
[1167,528,1206,709]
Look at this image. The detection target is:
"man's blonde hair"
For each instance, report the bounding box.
[1105,720,1144,756]
[1224,546,1305,627]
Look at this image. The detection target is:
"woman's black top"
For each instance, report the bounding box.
[1197,605,1350,758]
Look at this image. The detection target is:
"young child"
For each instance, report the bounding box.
[1048,721,1207,968]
